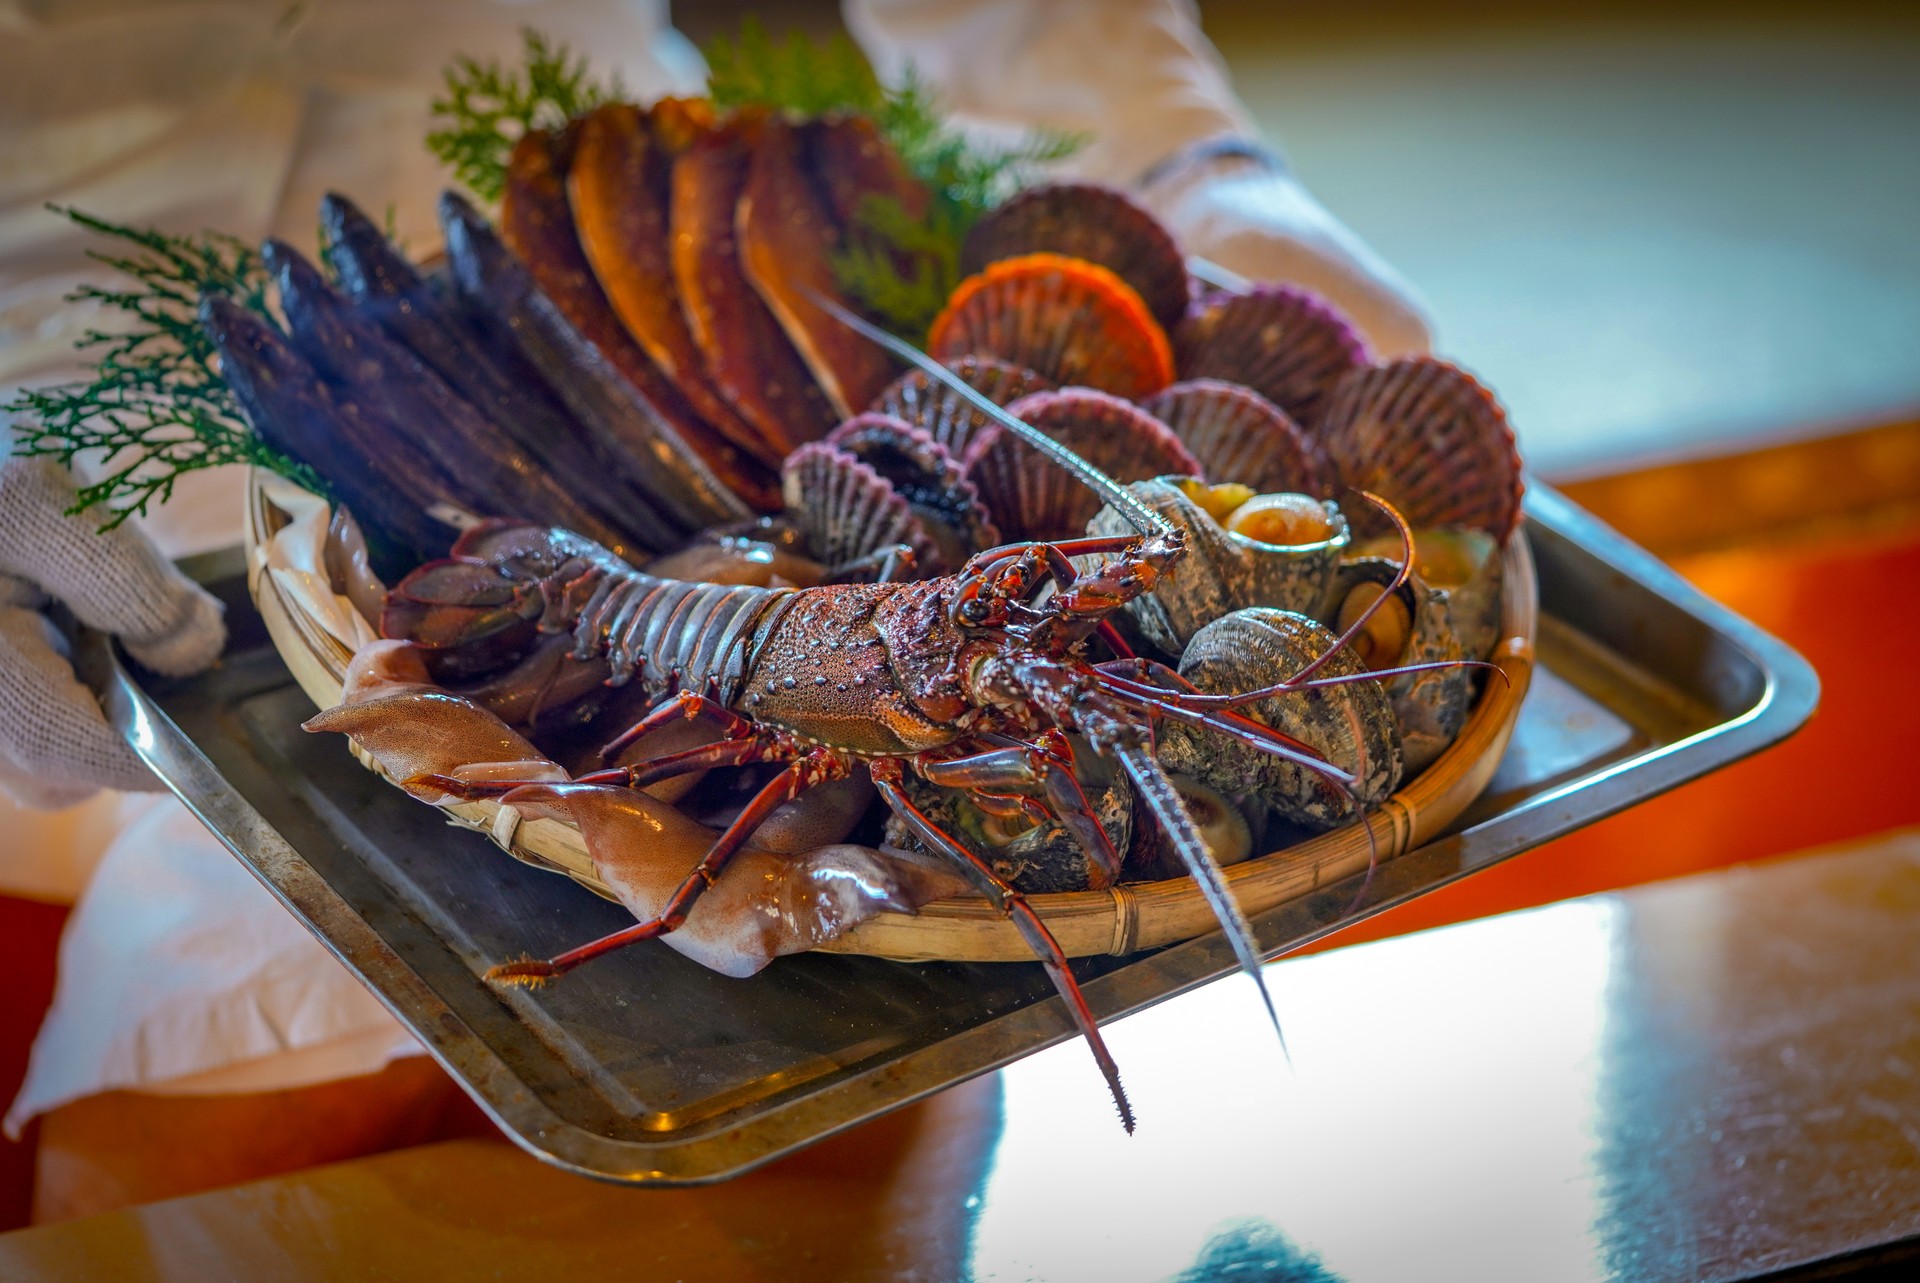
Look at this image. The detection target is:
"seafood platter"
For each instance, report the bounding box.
[47,38,1815,1175]
[232,102,1534,1119]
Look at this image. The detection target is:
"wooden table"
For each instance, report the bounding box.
[5,830,1919,1281]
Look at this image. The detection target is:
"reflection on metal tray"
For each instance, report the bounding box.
[84,484,1816,1184]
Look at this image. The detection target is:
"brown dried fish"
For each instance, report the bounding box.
[738,116,898,419]
[670,114,839,457]
[568,102,782,470]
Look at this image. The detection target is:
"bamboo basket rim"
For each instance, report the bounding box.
[245,471,1536,962]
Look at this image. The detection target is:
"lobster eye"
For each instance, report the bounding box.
[958,599,992,626]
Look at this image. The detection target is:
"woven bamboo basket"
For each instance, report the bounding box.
[247,472,1536,962]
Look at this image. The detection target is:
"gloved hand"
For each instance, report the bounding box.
[844,0,1433,356]
[0,455,226,809]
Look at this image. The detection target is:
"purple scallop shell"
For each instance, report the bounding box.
[781,441,944,574]
[1173,285,1370,428]
[1139,379,1324,496]
[967,388,1204,542]
[824,413,1000,560]
[961,183,1191,331]
[868,356,1055,469]
[1315,358,1525,543]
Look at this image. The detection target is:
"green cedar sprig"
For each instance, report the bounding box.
[704,18,885,119]
[4,207,326,530]
[428,29,621,203]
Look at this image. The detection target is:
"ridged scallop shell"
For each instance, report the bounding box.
[1353,526,1503,661]
[1157,607,1403,830]
[867,356,1054,468]
[781,441,941,573]
[1325,557,1469,776]
[969,390,1202,542]
[824,413,999,564]
[1174,286,1369,427]
[961,183,1190,331]
[928,253,1175,400]
[1139,379,1323,495]
[1316,359,1524,543]
[1086,477,1348,655]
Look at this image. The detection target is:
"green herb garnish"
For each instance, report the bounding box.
[5,207,325,531]
[428,29,621,203]
[704,18,885,120]
[706,20,1084,336]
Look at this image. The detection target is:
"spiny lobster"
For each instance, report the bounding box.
[370,307,1438,1130]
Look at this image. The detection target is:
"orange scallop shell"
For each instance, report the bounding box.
[927,253,1174,401]
[961,183,1191,331]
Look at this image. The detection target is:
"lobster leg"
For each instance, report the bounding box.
[599,689,755,763]
[487,749,848,985]
[871,759,1135,1133]
[918,731,1124,888]
[824,542,919,584]
[412,728,787,800]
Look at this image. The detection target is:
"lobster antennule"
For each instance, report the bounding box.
[806,290,1176,542]
[1285,490,1416,689]
[1115,743,1290,1065]
[1090,663,1359,787]
[871,760,1135,1131]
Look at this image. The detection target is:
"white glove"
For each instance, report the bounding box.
[0,456,226,809]
[1136,144,1432,358]
[843,0,1433,355]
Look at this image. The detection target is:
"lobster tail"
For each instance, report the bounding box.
[382,523,621,681]
[381,521,796,713]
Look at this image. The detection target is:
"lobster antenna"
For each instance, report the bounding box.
[807,293,1175,540]
[1113,743,1290,1066]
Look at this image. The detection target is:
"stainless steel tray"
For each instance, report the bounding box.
[84,484,1816,1183]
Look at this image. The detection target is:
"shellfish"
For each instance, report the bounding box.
[886,742,1134,894]
[928,253,1175,400]
[869,356,1054,467]
[1353,526,1505,662]
[1326,557,1470,775]
[1156,607,1404,830]
[1174,285,1369,428]
[960,182,1191,331]
[781,414,996,575]
[1315,358,1524,543]
[1086,478,1348,655]
[968,390,1201,542]
[1140,379,1323,497]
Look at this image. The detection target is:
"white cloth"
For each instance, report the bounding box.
[5,798,420,1135]
[1138,153,1433,358]
[0,453,228,809]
